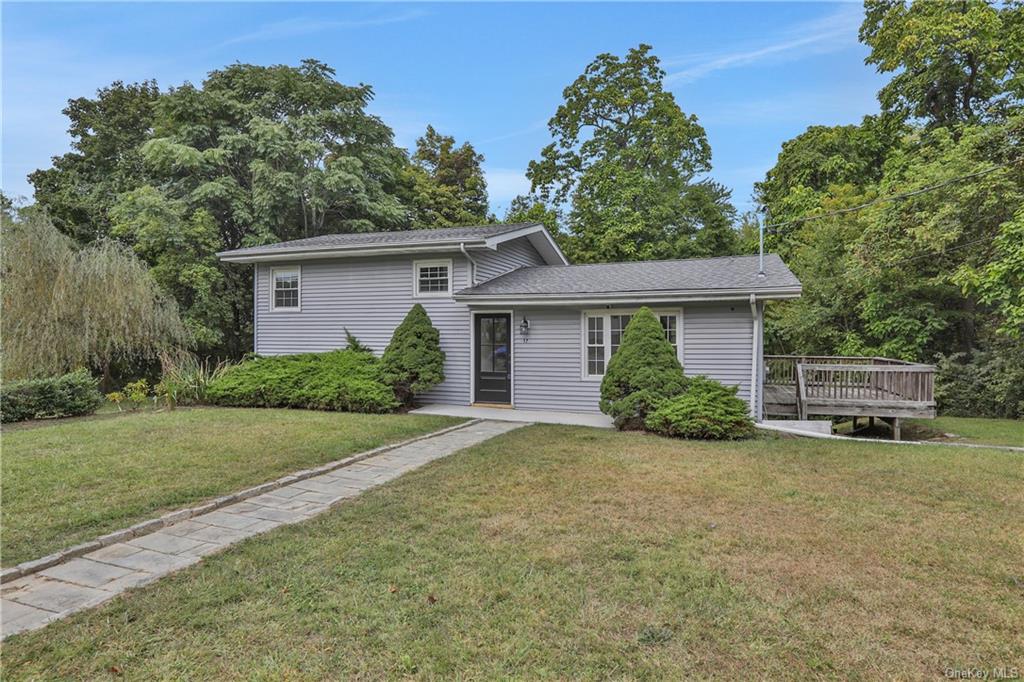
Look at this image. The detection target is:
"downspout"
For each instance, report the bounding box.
[460,242,478,286]
[253,265,259,354]
[749,293,759,420]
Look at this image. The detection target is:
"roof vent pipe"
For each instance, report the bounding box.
[758,218,766,277]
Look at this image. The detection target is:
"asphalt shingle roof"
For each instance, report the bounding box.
[219,223,538,257]
[457,254,800,297]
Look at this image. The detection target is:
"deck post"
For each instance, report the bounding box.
[870,416,875,428]
[892,418,901,441]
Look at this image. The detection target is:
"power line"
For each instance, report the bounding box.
[761,164,1006,234]
[866,234,994,268]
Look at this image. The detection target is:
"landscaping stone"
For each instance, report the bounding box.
[95,529,135,547]
[4,577,109,614]
[1,568,23,584]
[182,525,254,546]
[39,559,136,589]
[0,599,55,636]
[128,519,165,537]
[128,532,208,555]
[98,548,200,574]
[161,520,210,537]
[86,543,142,562]
[1,419,526,639]
[199,511,265,531]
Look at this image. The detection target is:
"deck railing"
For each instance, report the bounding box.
[765,355,908,386]
[764,355,936,421]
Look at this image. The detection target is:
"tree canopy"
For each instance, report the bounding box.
[1,213,189,383]
[29,81,160,243]
[758,1,1024,365]
[406,125,490,226]
[527,44,738,263]
[28,60,494,357]
[861,0,1023,127]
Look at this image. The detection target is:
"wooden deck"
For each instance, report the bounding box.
[764,355,937,439]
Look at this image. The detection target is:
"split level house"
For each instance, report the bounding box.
[218,223,803,420]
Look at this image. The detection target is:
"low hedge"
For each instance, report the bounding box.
[645,376,754,440]
[1,369,104,423]
[204,349,399,413]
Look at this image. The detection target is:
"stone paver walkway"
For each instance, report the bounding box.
[1,420,525,639]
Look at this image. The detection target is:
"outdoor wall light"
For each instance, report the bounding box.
[519,317,530,342]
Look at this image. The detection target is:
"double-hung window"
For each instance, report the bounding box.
[583,309,681,377]
[413,259,452,298]
[271,267,300,311]
[586,316,605,377]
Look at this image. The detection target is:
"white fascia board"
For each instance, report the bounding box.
[455,287,803,306]
[218,242,487,263]
[482,223,569,265]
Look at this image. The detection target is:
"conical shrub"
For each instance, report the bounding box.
[379,304,446,406]
[599,306,687,429]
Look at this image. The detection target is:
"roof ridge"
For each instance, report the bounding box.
[515,253,780,270]
[273,222,537,243]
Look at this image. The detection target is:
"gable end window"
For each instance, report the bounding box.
[413,259,453,298]
[271,267,301,311]
[582,309,681,378]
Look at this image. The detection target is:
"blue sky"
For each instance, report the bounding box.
[2,2,885,216]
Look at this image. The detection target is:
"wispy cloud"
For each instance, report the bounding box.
[478,118,548,145]
[484,167,531,209]
[665,6,862,85]
[219,10,426,48]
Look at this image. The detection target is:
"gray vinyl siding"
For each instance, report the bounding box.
[252,249,760,413]
[512,308,602,413]
[474,239,546,283]
[682,304,753,402]
[510,304,756,414]
[254,254,472,404]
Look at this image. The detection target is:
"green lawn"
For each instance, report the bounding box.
[1,407,462,566]
[908,416,1023,447]
[833,415,1022,448]
[4,425,1021,679]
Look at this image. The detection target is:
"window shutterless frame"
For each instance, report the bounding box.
[580,307,683,380]
[269,266,301,312]
[412,258,453,298]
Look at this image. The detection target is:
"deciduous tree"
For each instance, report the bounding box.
[861,0,1024,127]
[1,214,188,384]
[406,125,489,226]
[527,44,737,263]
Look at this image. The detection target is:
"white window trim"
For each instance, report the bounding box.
[580,307,684,381]
[269,265,301,312]
[412,258,453,298]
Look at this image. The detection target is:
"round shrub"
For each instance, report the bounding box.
[645,376,754,440]
[0,368,103,423]
[379,304,446,407]
[599,307,687,430]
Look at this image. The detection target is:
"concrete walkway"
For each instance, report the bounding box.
[0,420,525,639]
[412,404,614,428]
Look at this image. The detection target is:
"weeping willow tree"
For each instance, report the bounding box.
[2,213,189,383]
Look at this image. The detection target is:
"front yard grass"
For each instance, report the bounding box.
[834,415,1022,448]
[907,415,1022,447]
[3,425,1021,678]
[1,407,462,566]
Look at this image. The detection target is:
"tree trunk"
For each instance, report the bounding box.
[101,362,114,393]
